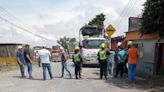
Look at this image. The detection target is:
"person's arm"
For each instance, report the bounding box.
[124,52,127,61]
[97,51,100,61]
[72,55,75,63]
[48,51,52,62]
[16,52,21,65]
[26,52,32,63]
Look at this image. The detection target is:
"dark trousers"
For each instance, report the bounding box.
[123,62,127,74]
[74,62,81,79]
[99,60,107,79]
[115,63,124,78]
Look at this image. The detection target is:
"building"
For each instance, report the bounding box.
[0,43,28,65]
[111,35,126,51]
[125,17,164,77]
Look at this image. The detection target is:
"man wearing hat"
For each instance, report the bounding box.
[72,46,82,79]
[127,41,138,81]
[97,43,107,79]
[16,45,26,78]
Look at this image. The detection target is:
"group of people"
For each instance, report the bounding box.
[97,41,138,82]
[16,41,137,81]
[16,45,83,80]
[16,45,33,79]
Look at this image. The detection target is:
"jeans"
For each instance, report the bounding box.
[42,63,53,80]
[61,62,71,77]
[19,64,25,78]
[128,64,136,81]
[107,62,115,76]
[27,62,32,77]
[99,60,107,79]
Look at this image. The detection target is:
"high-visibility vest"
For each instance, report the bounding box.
[73,53,80,62]
[98,50,107,60]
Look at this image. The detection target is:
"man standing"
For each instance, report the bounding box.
[16,45,25,78]
[38,46,53,80]
[127,41,138,81]
[60,47,72,78]
[24,45,33,79]
[97,43,107,79]
[72,46,82,79]
[115,46,127,78]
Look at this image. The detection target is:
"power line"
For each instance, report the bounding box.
[115,0,138,28]
[0,6,56,42]
[113,0,133,26]
[0,16,56,42]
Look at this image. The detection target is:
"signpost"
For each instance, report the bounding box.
[105,24,116,49]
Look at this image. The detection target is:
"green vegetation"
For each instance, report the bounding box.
[0,64,19,72]
[141,0,164,38]
[88,13,105,32]
[57,37,77,54]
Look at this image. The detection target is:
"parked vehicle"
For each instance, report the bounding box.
[79,25,106,66]
[51,50,61,62]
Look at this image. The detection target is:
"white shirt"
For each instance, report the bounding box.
[38,49,51,63]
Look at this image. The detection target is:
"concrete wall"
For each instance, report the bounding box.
[133,39,158,77]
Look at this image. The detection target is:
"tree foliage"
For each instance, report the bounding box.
[141,0,164,38]
[57,36,70,49]
[57,37,77,53]
[88,13,105,31]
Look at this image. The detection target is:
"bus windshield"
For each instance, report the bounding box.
[83,39,105,49]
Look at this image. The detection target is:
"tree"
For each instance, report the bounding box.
[141,0,164,38]
[88,13,105,31]
[57,37,77,54]
[57,36,70,49]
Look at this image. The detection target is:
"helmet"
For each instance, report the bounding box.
[18,45,23,49]
[127,41,133,45]
[100,43,106,48]
[117,42,122,47]
[75,46,80,50]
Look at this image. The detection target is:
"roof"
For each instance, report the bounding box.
[85,37,105,40]
[0,43,28,45]
[125,31,160,41]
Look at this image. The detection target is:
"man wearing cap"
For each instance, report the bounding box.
[38,46,53,80]
[16,45,26,78]
[60,47,72,78]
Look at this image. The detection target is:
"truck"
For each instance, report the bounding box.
[79,25,106,66]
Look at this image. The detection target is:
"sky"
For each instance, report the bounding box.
[0,0,146,47]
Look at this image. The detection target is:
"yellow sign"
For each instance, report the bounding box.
[106,24,116,37]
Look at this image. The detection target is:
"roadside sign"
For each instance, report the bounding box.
[105,24,116,37]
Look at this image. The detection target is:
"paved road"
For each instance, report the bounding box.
[0,61,163,92]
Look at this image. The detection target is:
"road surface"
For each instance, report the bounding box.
[0,61,163,92]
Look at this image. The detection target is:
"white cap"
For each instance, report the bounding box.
[18,45,23,49]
